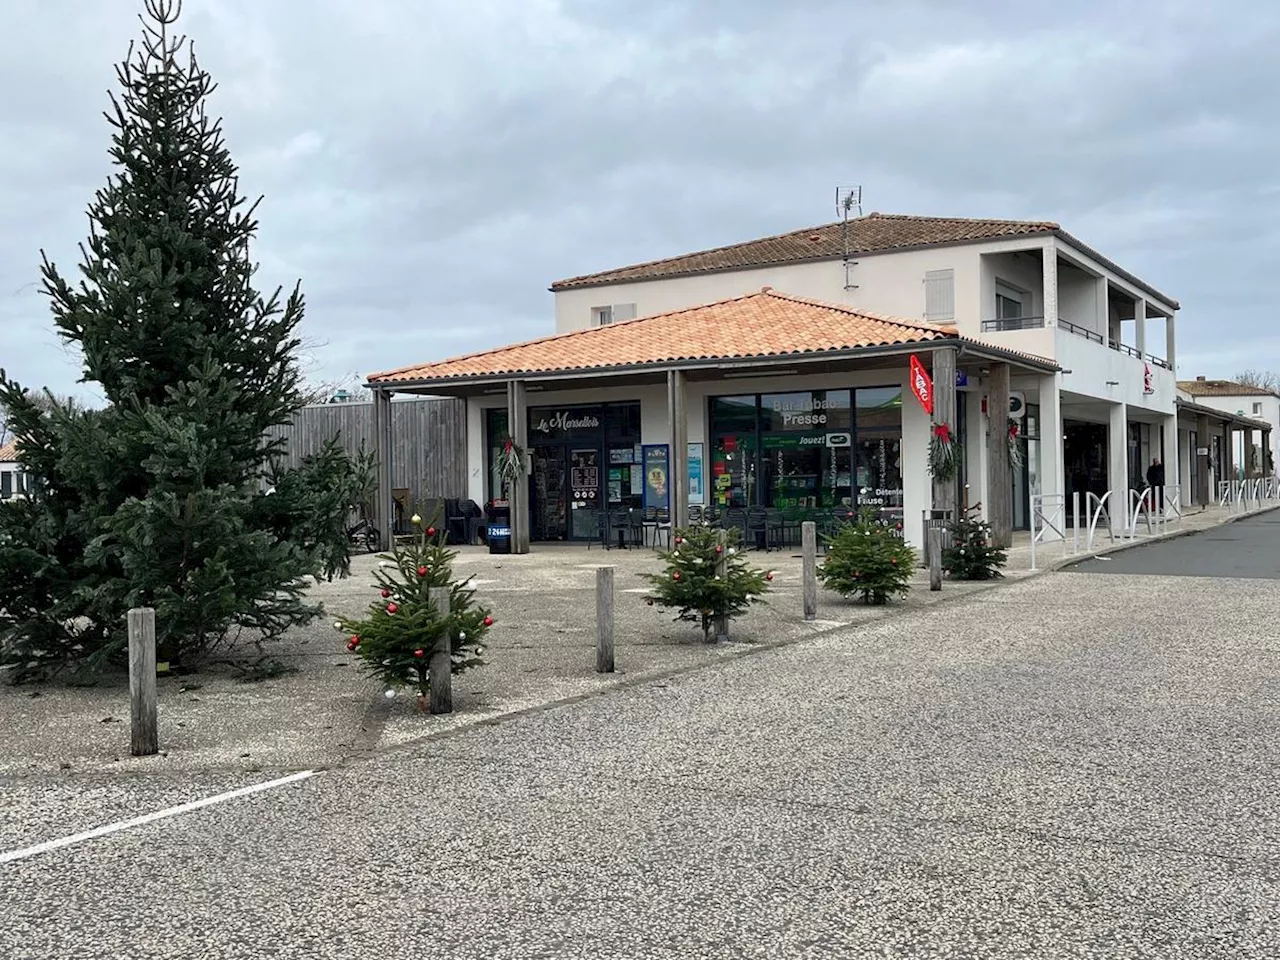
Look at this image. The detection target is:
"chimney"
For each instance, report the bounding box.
[1196,375,1206,381]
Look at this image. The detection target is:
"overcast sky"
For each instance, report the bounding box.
[2,0,1277,400]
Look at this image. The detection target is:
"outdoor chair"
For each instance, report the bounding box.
[745,506,772,551]
[652,507,672,550]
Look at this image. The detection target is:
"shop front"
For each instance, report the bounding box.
[486,401,643,541]
[707,387,905,521]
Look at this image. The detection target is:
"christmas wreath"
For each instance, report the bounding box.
[497,437,525,487]
[1007,419,1024,468]
[927,423,958,482]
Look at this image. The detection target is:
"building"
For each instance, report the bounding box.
[1178,377,1280,479]
[365,213,1269,551]
[0,441,27,500]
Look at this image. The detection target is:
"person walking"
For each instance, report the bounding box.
[1146,457,1166,510]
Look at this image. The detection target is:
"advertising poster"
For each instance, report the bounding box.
[642,444,670,512]
[687,442,705,505]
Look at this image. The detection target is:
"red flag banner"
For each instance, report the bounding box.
[909,354,934,415]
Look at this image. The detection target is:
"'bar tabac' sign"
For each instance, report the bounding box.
[909,354,933,414]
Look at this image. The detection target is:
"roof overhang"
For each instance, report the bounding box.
[367,337,1057,396]
[1177,398,1272,432]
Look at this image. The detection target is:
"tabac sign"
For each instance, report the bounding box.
[909,354,934,415]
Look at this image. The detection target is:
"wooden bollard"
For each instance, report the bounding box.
[596,566,615,673]
[713,528,729,641]
[427,586,453,715]
[801,521,817,621]
[127,607,158,757]
[928,527,943,592]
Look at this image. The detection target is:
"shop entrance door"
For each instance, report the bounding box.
[568,448,601,540]
[531,447,568,541]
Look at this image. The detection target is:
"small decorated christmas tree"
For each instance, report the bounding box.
[942,510,1007,580]
[818,508,916,605]
[641,525,770,642]
[336,514,492,707]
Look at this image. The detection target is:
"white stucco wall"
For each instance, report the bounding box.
[1189,393,1280,470]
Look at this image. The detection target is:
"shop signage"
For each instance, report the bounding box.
[826,432,851,447]
[1008,391,1026,420]
[534,410,601,433]
[642,444,669,511]
[687,442,705,505]
[766,394,839,428]
[909,354,933,414]
[955,370,969,388]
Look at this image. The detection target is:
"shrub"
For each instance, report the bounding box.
[818,508,916,605]
[942,511,1007,580]
[641,524,770,641]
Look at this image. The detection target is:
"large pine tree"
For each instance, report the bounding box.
[0,0,352,679]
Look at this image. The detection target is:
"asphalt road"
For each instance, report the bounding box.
[3,519,1279,959]
[1069,509,1280,579]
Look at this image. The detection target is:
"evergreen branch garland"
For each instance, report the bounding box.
[928,422,958,482]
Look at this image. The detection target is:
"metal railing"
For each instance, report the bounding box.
[1030,493,1083,571]
[1110,341,1143,359]
[981,315,1046,332]
[1085,491,1115,552]
[1059,318,1105,344]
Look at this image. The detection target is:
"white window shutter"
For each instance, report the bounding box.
[611,303,637,322]
[923,269,955,321]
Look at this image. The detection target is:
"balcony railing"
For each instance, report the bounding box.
[1059,318,1104,344]
[980,315,1045,332]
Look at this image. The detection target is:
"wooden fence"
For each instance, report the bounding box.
[265,398,467,499]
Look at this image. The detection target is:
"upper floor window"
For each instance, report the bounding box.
[995,281,1025,320]
[592,303,637,326]
[1253,402,1263,415]
[923,269,954,321]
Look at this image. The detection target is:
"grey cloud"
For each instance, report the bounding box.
[2,0,1277,398]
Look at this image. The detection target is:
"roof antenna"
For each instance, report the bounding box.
[836,186,862,291]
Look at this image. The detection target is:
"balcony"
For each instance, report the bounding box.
[981,316,1045,333]
[1057,317,1171,369]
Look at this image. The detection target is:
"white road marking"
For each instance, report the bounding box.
[0,770,318,866]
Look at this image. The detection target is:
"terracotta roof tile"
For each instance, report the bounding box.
[0,441,16,463]
[551,212,1059,290]
[1178,379,1280,400]
[368,289,1053,386]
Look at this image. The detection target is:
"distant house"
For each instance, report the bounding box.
[1179,377,1280,476]
[0,441,27,500]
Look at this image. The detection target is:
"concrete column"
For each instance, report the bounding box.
[373,388,394,550]
[1042,244,1058,327]
[666,369,688,531]
[986,363,1012,548]
[966,383,987,517]
[1098,277,1111,345]
[931,346,958,518]
[1038,371,1064,540]
[1134,298,1146,359]
[1160,413,1178,511]
[1195,414,1211,506]
[1165,313,1177,374]
[1108,401,1129,534]
[506,379,530,553]
[1223,422,1235,484]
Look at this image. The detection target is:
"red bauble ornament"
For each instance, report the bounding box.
[413,649,425,658]
[674,536,683,545]
[890,558,898,566]
[672,571,681,581]
[765,572,773,581]
[386,602,399,615]
[483,616,494,627]
[426,527,436,537]
[380,589,391,598]
[417,566,428,577]
[715,545,723,554]
[346,640,357,651]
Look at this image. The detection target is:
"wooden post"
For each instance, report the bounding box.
[931,347,958,518]
[596,566,615,673]
[928,527,942,591]
[667,370,689,531]
[127,607,158,757]
[506,380,530,554]
[1195,414,1211,507]
[713,528,729,641]
[373,388,394,551]
[801,520,817,621]
[427,586,453,715]
[986,363,1013,548]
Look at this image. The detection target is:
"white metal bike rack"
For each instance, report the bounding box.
[1030,493,1071,571]
[1085,491,1115,552]
[1128,487,1157,539]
